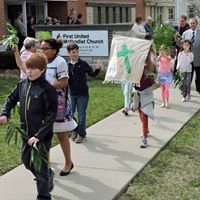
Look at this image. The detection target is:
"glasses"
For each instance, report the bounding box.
[40,47,52,51]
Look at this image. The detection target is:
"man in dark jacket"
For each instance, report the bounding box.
[0,53,57,200]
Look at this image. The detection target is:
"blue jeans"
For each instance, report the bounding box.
[71,95,89,137]
[121,82,132,108]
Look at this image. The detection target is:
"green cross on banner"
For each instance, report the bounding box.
[117,44,135,74]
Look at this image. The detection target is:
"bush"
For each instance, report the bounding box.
[0,51,18,70]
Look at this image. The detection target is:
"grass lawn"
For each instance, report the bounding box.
[1,72,200,200]
[0,71,123,176]
[119,110,200,200]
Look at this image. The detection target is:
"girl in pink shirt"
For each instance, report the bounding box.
[156,45,173,108]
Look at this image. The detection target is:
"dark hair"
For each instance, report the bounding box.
[181,39,192,51]
[44,38,63,55]
[66,16,72,24]
[26,53,47,71]
[145,47,156,73]
[67,42,79,52]
[27,15,34,22]
[77,13,83,19]
[179,15,187,21]
[135,16,143,23]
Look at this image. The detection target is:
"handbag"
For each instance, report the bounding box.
[55,90,66,122]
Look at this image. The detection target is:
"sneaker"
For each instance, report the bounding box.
[182,97,186,102]
[70,131,78,142]
[140,138,148,148]
[122,108,128,116]
[74,135,87,144]
[49,167,55,192]
[160,103,165,108]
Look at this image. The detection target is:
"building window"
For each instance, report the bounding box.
[168,8,174,20]
[120,7,122,23]
[157,7,163,21]
[106,7,109,23]
[188,6,195,18]
[98,7,101,24]
[113,7,116,23]
[126,7,129,22]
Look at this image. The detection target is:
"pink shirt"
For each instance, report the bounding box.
[20,49,32,80]
[159,57,171,73]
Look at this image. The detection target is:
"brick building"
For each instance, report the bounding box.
[0,0,145,39]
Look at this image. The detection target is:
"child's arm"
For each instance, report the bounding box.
[176,53,181,70]
[190,52,194,63]
[1,84,20,119]
[12,44,26,73]
[162,53,171,61]
[51,60,68,89]
[85,60,102,77]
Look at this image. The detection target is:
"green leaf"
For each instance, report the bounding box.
[0,23,19,48]
[5,123,15,145]
[38,31,52,40]
[16,126,28,140]
[14,129,18,145]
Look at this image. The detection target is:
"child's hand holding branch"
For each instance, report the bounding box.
[95,59,103,69]
[0,116,8,124]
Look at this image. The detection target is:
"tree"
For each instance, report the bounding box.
[188,0,200,18]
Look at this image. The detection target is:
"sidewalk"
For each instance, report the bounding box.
[0,85,199,200]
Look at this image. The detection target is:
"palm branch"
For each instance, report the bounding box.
[0,23,19,49]
[3,106,48,172]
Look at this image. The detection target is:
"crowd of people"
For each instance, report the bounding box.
[12,9,83,49]
[0,12,200,200]
[122,15,200,148]
[0,33,102,199]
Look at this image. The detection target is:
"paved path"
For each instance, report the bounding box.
[0,85,199,200]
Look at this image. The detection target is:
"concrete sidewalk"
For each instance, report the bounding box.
[0,85,199,200]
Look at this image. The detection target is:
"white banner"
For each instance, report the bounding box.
[104,35,152,85]
[52,30,109,57]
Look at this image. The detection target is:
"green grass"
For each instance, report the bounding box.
[119,110,200,200]
[0,71,123,176]
[1,72,200,200]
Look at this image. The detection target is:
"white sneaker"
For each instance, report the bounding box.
[74,135,87,144]
[140,138,148,148]
[182,98,186,102]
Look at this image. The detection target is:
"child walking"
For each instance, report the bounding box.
[0,53,58,200]
[177,39,194,102]
[156,45,173,108]
[132,49,156,148]
[67,42,103,143]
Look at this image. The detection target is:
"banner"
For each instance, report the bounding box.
[104,35,152,85]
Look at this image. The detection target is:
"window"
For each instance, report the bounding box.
[168,8,174,20]
[113,7,116,23]
[106,7,109,24]
[120,7,122,23]
[98,7,101,24]
[126,7,129,22]
[188,6,195,18]
[157,6,163,21]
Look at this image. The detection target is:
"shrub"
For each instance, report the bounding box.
[0,51,18,70]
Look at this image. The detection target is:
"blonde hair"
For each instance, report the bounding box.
[159,45,170,55]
